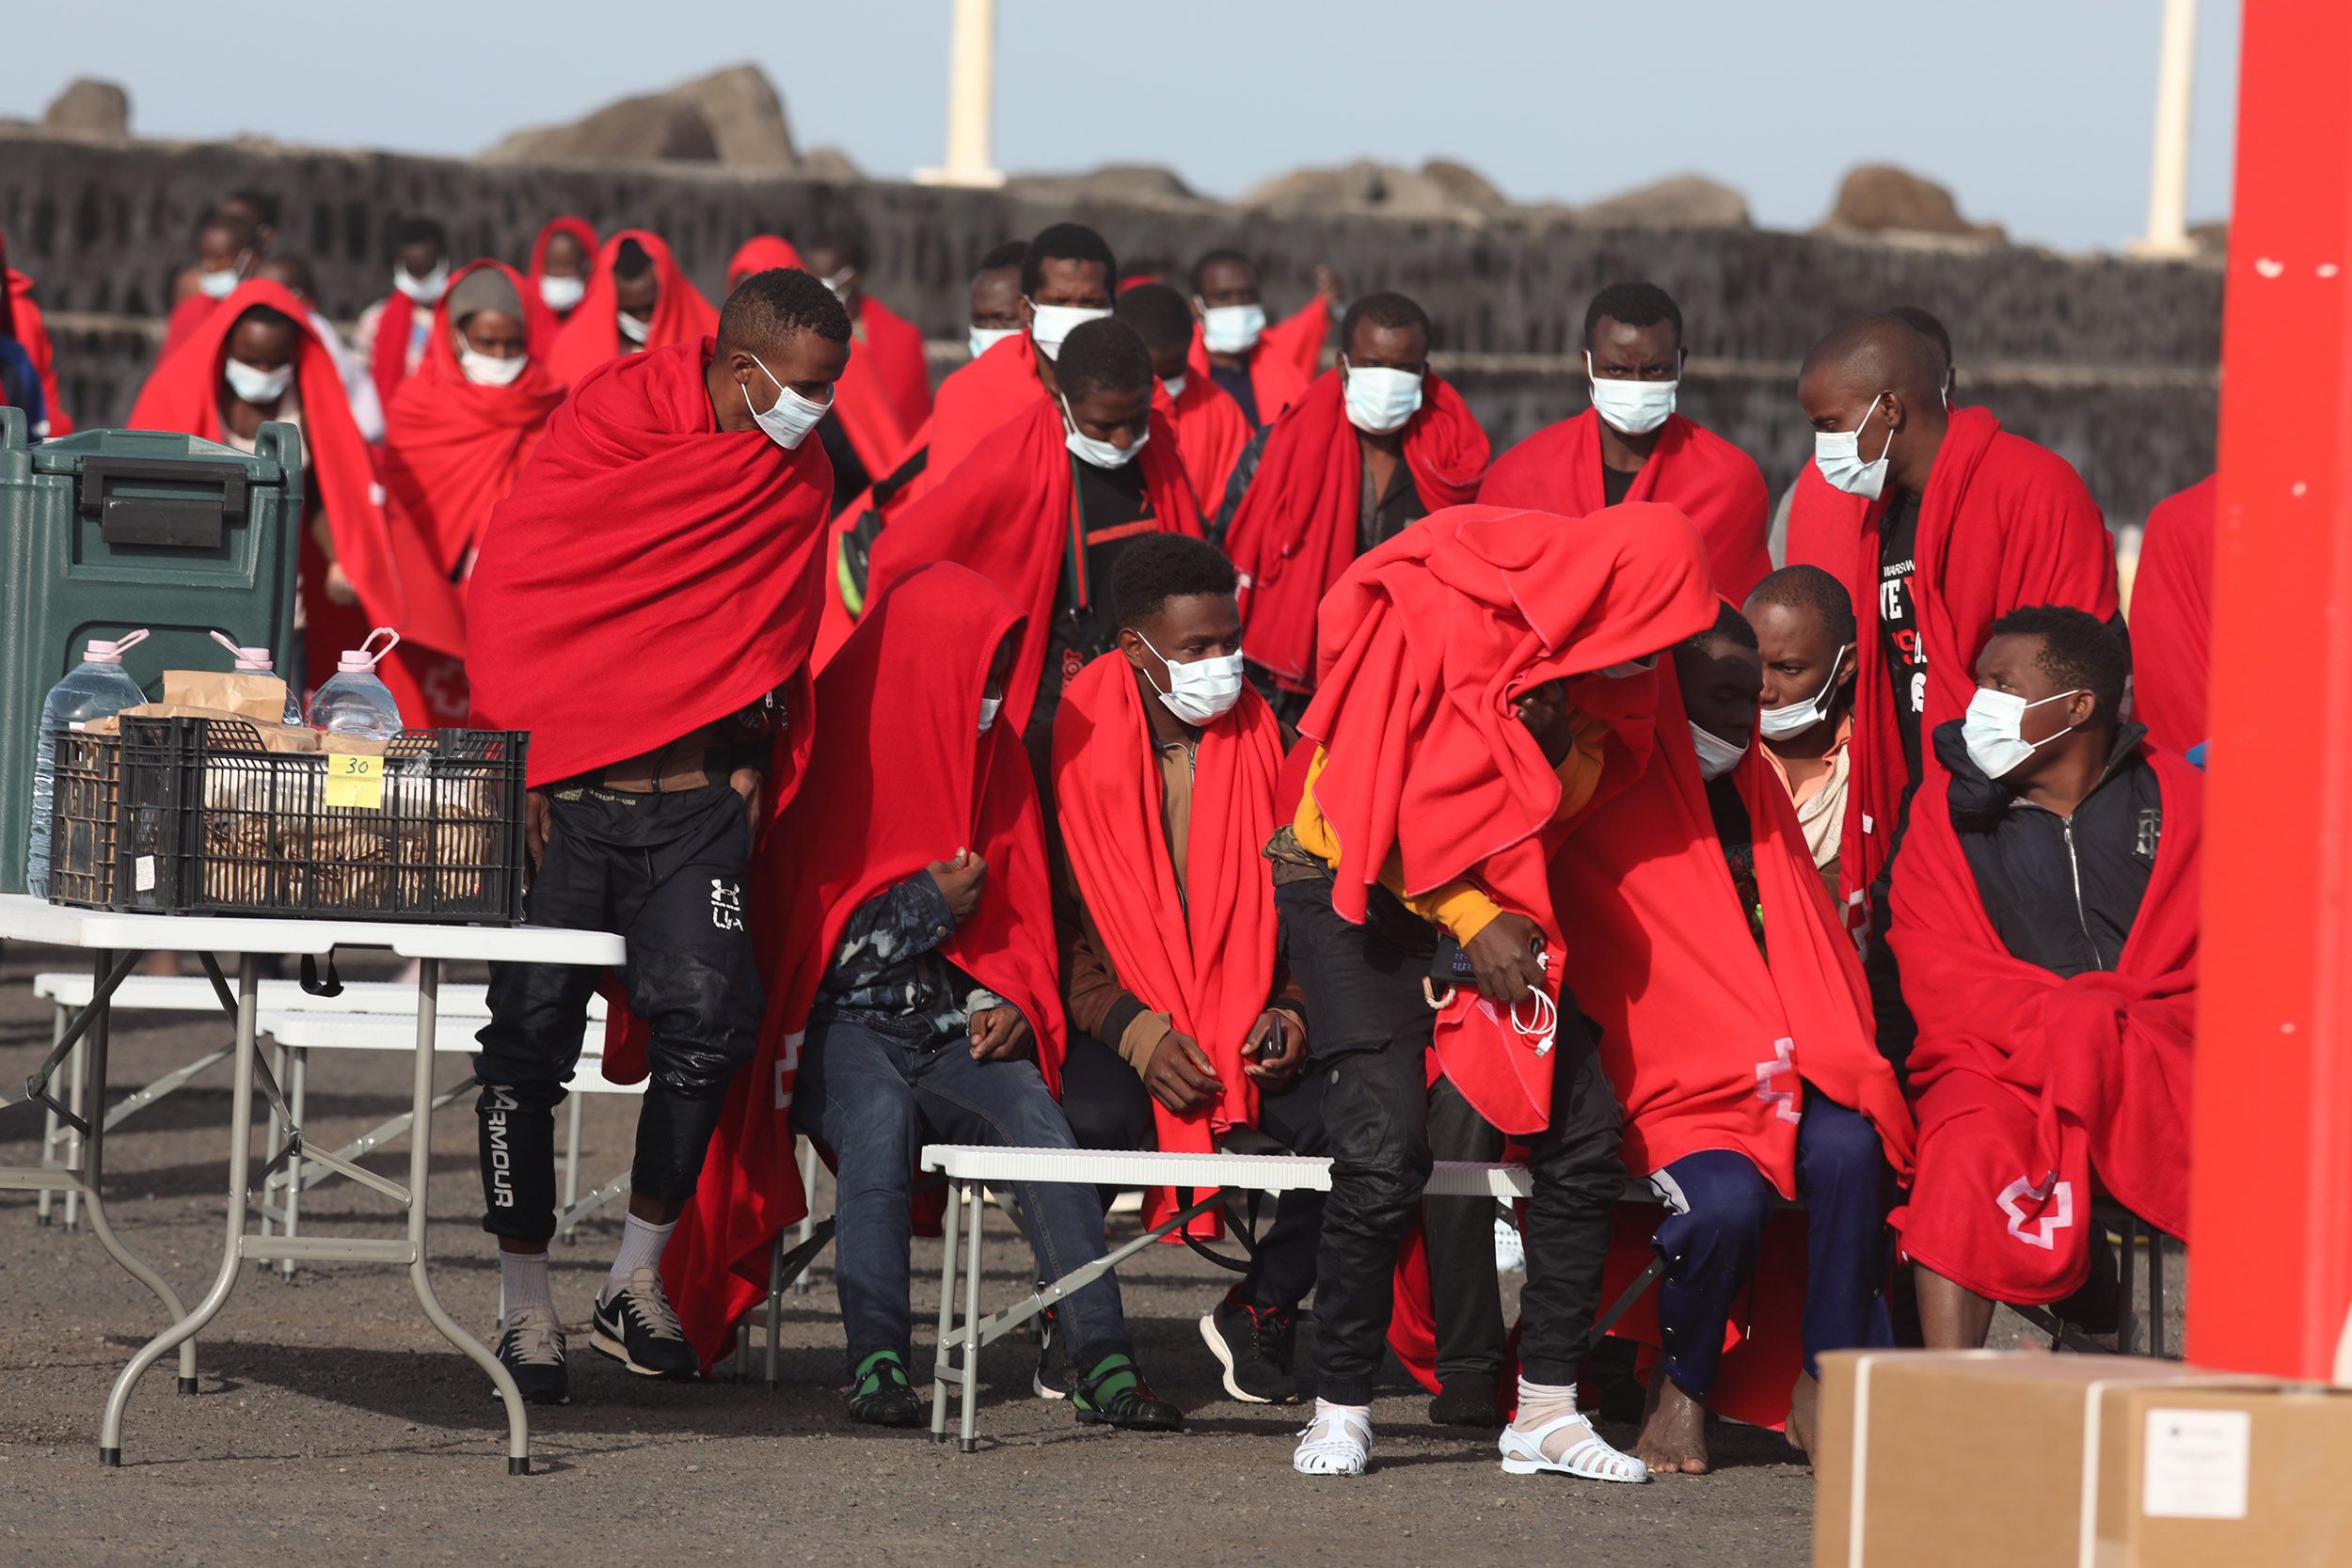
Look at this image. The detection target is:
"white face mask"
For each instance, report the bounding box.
[1027,301,1110,361]
[1159,373,1188,403]
[224,356,293,405]
[1136,629,1246,725]
[459,342,529,388]
[1814,393,1896,499]
[539,274,586,313]
[1586,352,1677,436]
[820,268,854,302]
[1757,642,1850,741]
[197,263,245,300]
[1690,721,1751,782]
[393,261,449,306]
[977,695,1002,734]
[1341,358,1422,435]
[616,309,652,345]
[968,324,1021,360]
[1198,301,1266,355]
[1962,687,2086,779]
[1059,392,1146,470]
[747,353,831,451]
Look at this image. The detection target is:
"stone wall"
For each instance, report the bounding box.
[4,136,2222,525]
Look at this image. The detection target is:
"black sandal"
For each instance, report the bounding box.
[1071,1352,1183,1432]
[847,1350,925,1427]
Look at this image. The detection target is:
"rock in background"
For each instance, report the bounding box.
[482,64,794,169]
[1819,163,2006,241]
[39,77,130,140]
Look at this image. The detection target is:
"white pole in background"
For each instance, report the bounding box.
[915,0,1007,188]
[2131,0,2199,259]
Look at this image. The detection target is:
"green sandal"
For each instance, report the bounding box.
[1071,1352,1183,1432]
[847,1349,925,1427]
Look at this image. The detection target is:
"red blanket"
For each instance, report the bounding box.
[1224,369,1490,691]
[526,216,597,351]
[1185,295,1329,423]
[1,230,71,435]
[1888,745,2200,1302]
[544,230,718,388]
[660,562,1062,1364]
[466,338,834,787]
[922,329,1051,493]
[1843,408,2118,915]
[368,291,421,420]
[1782,461,1870,611]
[862,396,1202,736]
[1297,502,1716,1132]
[1159,372,1252,515]
[159,291,219,362]
[2127,474,2216,754]
[1478,410,1771,602]
[727,234,803,290]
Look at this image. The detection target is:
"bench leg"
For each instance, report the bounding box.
[37,1005,65,1227]
[765,1231,785,1390]
[279,1048,307,1280]
[2148,1227,2168,1360]
[930,1179,961,1443]
[960,1179,985,1453]
[62,1029,87,1232]
[2118,1216,2141,1356]
[560,1092,583,1243]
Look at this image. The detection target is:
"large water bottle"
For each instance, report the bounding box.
[306,627,405,740]
[209,628,305,725]
[28,629,153,898]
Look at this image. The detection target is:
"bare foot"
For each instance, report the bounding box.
[1787,1370,1820,1464]
[1634,1372,1712,1474]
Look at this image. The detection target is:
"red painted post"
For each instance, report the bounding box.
[2186,0,2352,1379]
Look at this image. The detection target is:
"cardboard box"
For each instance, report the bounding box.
[1813,1351,2352,1567]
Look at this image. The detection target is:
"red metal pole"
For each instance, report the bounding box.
[2187,0,2352,1379]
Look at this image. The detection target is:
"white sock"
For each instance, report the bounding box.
[1514,1374,1581,1427]
[500,1248,555,1324]
[602,1212,677,1301]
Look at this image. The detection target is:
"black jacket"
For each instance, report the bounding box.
[1931,719,2165,979]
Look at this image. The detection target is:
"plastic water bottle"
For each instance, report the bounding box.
[210,629,305,725]
[306,626,405,740]
[28,629,152,898]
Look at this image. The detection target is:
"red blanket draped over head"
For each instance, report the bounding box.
[1185,295,1329,424]
[526,215,597,353]
[727,234,802,291]
[128,277,465,714]
[861,397,1202,736]
[1843,408,2118,916]
[2127,474,2216,755]
[544,230,718,388]
[1053,651,1282,1161]
[368,292,424,420]
[1,230,72,435]
[660,562,1062,1365]
[1157,373,1252,515]
[1782,461,1870,610]
[466,338,834,789]
[921,329,1052,494]
[1888,745,2200,1304]
[159,290,223,362]
[838,294,934,471]
[1225,370,1490,692]
[1298,502,1717,1132]
[380,261,565,589]
[1477,410,1771,603]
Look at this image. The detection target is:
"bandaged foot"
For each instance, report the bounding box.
[1293,1399,1373,1476]
[1500,1376,1647,1482]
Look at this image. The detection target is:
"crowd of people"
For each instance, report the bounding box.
[0,192,2213,1482]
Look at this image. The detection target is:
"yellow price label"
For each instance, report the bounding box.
[324,752,386,811]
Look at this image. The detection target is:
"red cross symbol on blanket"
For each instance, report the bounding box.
[1998,1172,2075,1250]
[1753,1037,1800,1124]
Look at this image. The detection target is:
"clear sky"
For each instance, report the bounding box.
[10,0,2240,253]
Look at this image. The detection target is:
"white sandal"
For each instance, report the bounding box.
[1498,1413,1648,1483]
[1293,1402,1373,1476]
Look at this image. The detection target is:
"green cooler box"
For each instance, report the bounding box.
[0,406,304,893]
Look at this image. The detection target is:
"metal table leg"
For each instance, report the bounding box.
[258,1040,288,1263]
[36,1004,65,1227]
[959,1179,985,1453]
[402,958,532,1474]
[560,1091,583,1243]
[930,1179,962,1443]
[62,1030,84,1231]
[764,1232,784,1390]
[278,1048,308,1279]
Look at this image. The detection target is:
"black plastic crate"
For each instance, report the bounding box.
[50,716,529,925]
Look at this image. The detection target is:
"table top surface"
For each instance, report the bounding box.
[0,895,621,965]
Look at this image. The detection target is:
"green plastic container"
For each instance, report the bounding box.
[0,405,304,893]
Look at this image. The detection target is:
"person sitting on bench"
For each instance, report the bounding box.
[1889,606,2198,1350]
[1051,532,1326,1406]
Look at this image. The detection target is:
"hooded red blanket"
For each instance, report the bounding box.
[2128,474,2216,755]
[660,563,1061,1364]
[1843,408,2118,915]
[380,261,565,588]
[466,338,834,787]
[846,294,933,454]
[1158,372,1252,515]
[727,235,803,291]
[1,230,71,435]
[922,329,1051,493]
[1225,369,1490,691]
[527,216,598,351]
[1185,295,1329,423]
[1478,410,1771,603]
[544,230,718,388]
[368,290,424,419]
[1298,503,1716,1132]
[861,396,1202,737]
[1887,745,2199,1303]
[159,291,220,362]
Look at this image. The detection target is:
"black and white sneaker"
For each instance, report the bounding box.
[492,1306,571,1405]
[1033,1304,1077,1400]
[1200,1290,1299,1404]
[589,1267,700,1381]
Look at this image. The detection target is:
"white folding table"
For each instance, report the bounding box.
[0,894,621,1473]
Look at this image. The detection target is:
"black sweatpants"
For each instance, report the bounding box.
[1422,1073,1508,1390]
[474,784,762,1244]
[1277,876,1625,1402]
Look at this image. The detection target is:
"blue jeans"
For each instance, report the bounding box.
[792,1010,1134,1377]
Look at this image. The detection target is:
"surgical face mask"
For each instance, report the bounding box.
[1690,721,1750,782]
[1026,300,1110,361]
[1136,629,1246,726]
[459,343,528,388]
[393,261,449,306]
[1598,655,1659,679]
[977,695,1002,735]
[197,263,244,300]
[1585,352,1677,436]
[1341,359,1422,435]
[616,309,652,344]
[820,268,854,301]
[539,274,586,313]
[1198,301,1266,355]
[968,324,1021,360]
[1059,392,1145,470]
[747,354,830,451]
[1757,643,1850,741]
[1159,373,1188,403]
[224,357,293,405]
[1814,393,1896,499]
[1962,687,2086,779]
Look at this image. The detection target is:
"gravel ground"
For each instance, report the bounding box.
[0,939,1837,1568]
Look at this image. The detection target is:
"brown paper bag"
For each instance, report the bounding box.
[163,671,297,728]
